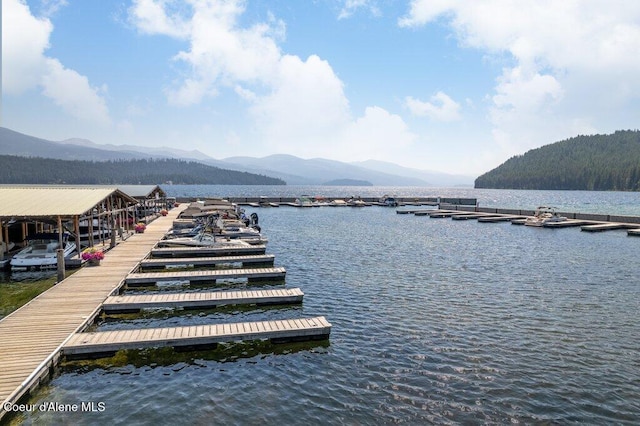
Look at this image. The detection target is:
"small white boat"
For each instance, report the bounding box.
[10,233,77,269]
[293,195,316,207]
[379,195,398,207]
[218,226,263,239]
[525,206,568,227]
[347,197,366,207]
[329,199,348,207]
[158,233,255,248]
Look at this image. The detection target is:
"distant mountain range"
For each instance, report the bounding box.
[0,127,474,186]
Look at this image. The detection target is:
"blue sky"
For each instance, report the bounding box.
[3,0,640,176]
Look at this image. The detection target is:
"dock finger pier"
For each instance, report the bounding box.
[0,200,331,422]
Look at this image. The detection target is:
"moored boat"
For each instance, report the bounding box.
[525,206,568,227]
[293,195,315,207]
[10,233,77,269]
[158,233,255,248]
[379,195,398,207]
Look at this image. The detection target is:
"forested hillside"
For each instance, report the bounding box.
[475,130,640,191]
[0,156,285,185]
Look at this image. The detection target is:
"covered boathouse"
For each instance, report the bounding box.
[0,185,138,279]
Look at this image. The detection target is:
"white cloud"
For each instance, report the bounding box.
[130,0,282,106]
[400,0,640,153]
[341,106,417,161]
[127,0,415,162]
[38,0,69,18]
[128,0,190,38]
[2,0,51,94]
[3,0,111,125]
[249,54,351,153]
[405,91,461,121]
[338,0,381,20]
[41,59,111,126]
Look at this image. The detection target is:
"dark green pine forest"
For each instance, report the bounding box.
[0,157,285,185]
[475,130,640,191]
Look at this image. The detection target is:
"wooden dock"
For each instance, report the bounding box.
[580,223,637,232]
[226,196,477,207]
[139,254,275,269]
[477,215,525,222]
[542,220,591,228]
[0,205,188,421]
[429,211,466,218]
[63,316,331,358]
[103,288,304,312]
[150,245,267,257]
[451,213,498,220]
[402,205,640,236]
[125,267,286,286]
[0,200,329,422]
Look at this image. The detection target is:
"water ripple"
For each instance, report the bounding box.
[20,206,640,425]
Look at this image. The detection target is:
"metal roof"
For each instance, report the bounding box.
[0,186,138,218]
[116,185,166,199]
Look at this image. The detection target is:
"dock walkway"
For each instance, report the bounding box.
[0,205,187,420]
[150,245,267,257]
[139,254,275,269]
[102,288,304,312]
[125,267,286,286]
[63,316,331,358]
[405,207,640,236]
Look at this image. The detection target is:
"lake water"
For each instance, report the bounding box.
[12,187,640,424]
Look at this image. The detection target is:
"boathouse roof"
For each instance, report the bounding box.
[0,186,138,218]
[117,185,166,199]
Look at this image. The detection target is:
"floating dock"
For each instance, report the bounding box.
[477,215,525,222]
[125,267,286,286]
[451,213,499,220]
[404,206,640,236]
[103,288,304,313]
[63,316,332,359]
[581,223,639,232]
[0,206,187,421]
[224,196,478,207]
[139,254,275,269]
[0,201,330,422]
[150,245,267,257]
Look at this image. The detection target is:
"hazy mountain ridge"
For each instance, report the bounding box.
[0,127,474,186]
[220,154,432,186]
[0,155,284,185]
[61,138,210,161]
[0,128,149,161]
[351,159,474,187]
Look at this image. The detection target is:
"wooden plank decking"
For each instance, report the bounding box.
[542,220,592,228]
[451,213,499,220]
[477,215,525,222]
[150,245,267,257]
[0,205,188,420]
[580,223,637,232]
[139,254,275,269]
[103,288,304,312]
[63,316,332,358]
[125,267,286,286]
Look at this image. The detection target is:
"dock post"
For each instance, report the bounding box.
[56,249,65,283]
[110,215,117,248]
[0,220,4,261]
